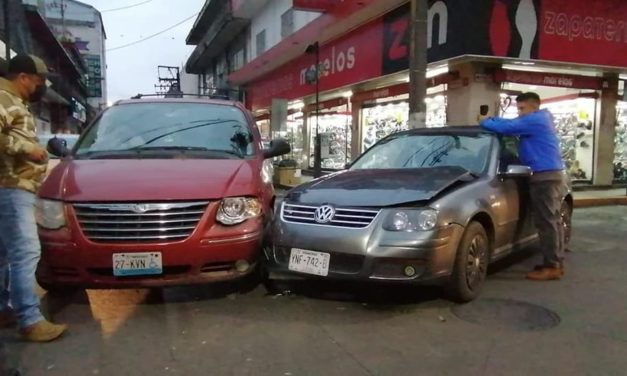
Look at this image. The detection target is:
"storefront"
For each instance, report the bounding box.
[614,96,627,183]
[238,0,627,184]
[305,98,352,169]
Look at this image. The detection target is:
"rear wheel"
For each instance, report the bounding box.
[561,200,573,251]
[444,222,490,303]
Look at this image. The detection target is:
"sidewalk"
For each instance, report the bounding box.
[275,178,627,208]
[573,188,627,208]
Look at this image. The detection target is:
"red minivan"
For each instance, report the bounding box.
[36,97,290,290]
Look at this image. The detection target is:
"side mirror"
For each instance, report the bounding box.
[47,137,70,158]
[501,164,532,178]
[263,138,291,159]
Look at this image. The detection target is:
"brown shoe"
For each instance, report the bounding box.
[19,320,67,343]
[0,309,17,328]
[533,263,565,276]
[527,267,563,281]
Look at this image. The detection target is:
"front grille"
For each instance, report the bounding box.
[281,203,379,229]
[74,201,209,243]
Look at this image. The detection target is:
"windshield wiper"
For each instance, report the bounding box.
[132,146,245,158]
[132,146,212,152]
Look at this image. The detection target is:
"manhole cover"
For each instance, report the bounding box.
[451,298,560,331]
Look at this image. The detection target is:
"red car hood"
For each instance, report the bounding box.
[40,159,261,202]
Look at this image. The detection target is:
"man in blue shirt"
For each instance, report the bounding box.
[480,92,567,281]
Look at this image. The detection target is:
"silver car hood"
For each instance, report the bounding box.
[285,167,475,207]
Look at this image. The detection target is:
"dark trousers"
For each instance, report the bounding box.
[530,180,566,268]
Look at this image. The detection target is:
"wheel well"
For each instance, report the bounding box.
[469,212,495,250]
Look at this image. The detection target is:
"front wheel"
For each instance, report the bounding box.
[444,222,490,303]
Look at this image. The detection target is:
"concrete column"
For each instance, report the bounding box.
[446,62,502,126]
[350,101,362,163]
[593,74,620,186]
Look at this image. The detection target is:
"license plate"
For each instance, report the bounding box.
[288,249,330,277]
[113,252,163,277]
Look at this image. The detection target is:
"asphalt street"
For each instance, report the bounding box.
[2,206,626,376]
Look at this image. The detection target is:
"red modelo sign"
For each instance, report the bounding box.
[247,18,383,111]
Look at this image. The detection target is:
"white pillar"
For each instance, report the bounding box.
[593,74,619,186]
[446,62,502,126]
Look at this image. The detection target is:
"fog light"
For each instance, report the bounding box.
[235,260,250,273]
[403,265,416,277]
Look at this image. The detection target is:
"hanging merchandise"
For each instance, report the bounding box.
[542,98,596,181]
[361,102,409,152]
[426,95,447,128]
[613,101,627,182]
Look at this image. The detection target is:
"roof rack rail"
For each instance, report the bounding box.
[129,93,234,100]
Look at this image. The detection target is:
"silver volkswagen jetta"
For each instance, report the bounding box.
[265,127,572,302]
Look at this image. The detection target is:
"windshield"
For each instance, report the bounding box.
[75,102,255,159]
[351,133,493,174]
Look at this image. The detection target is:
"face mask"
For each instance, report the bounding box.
[28,84,47,103]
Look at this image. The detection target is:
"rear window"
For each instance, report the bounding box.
[75,102,254,158]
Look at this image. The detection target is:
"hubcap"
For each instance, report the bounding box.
[466,236,487,290]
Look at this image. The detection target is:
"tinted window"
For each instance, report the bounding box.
[351,133,493,174]
[75,102,254,159]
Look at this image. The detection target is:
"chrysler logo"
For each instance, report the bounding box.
[314,205,335,224]
[131,204,150,213]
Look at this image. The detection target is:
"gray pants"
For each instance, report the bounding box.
[530,179,566,268]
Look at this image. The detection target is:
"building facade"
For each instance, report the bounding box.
[186,0,627,187]
[1,0,91,134]
[25,0,107,112]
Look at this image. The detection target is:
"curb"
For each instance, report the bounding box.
[574,197,627,208]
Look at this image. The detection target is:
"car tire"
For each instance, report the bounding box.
[561,200,573,251]
[444,221,490,303]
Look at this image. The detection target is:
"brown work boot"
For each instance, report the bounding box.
[0,309,17,328]
[526,267,563,281]
[19,320,67,342]
[533,262,564,276]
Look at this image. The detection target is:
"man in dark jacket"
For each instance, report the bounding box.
[480,92,567,281]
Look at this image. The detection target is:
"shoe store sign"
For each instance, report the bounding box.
[247,0,626,110]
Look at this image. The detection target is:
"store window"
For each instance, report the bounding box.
[308,107,352,170]
[270,111,305,166]
[614,101,627,183]
[362,102,408,152]
[281,9,295,39]
[544,97,596,182]
[360,94,448,152]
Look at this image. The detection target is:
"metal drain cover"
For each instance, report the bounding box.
[451,298,560,331]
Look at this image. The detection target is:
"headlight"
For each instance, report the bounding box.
[217,197,262,225]
[383,209,438,232]
[35,199,66,229]
[261,159,274,185]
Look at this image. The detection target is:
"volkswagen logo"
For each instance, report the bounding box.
[314,205,335,224]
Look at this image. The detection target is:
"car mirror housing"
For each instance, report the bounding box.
[263,138,291,159]
[47,137,70,158]
[501,164,533,178]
